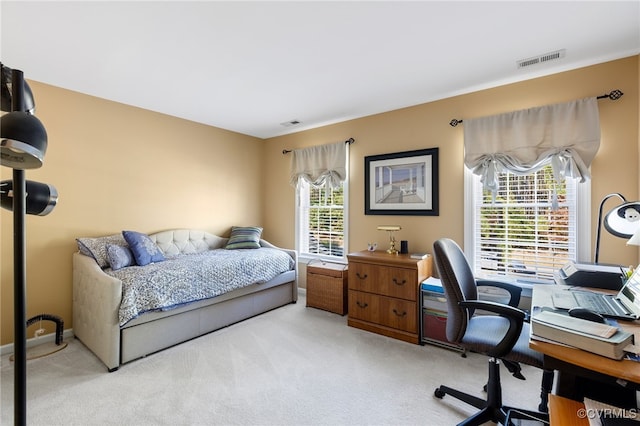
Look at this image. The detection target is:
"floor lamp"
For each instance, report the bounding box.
[1,63,57,426]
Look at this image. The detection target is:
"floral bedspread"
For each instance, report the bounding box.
[107,248,295,326]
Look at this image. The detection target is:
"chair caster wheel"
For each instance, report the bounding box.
[434,388,445,399]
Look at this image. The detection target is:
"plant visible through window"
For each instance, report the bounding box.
[475,164,576,282]
[301,182,345,258]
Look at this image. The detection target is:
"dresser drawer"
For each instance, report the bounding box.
[349,262,417,301]
[348,290,417,333]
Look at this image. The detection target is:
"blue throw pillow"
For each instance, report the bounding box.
[106,244,135,271]
[122,230,165,266]
[225,226,263,250]
[76,234,128,268]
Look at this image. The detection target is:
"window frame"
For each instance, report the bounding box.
[463,164,591,290]
[294,151,349,265]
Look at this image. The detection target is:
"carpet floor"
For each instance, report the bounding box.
[1,291,545,425]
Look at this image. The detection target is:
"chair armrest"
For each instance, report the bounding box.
[459,299,525,358]
[476,279,522,307]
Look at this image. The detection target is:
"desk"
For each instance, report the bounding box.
[530,285,640,401]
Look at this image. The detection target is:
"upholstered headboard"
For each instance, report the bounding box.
[149,229,227,257]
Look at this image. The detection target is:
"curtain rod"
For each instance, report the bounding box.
[448,89,624,127]
[282,137,355,154]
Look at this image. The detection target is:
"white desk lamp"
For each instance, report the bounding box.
[627,227,640,247]
[595,193,640,262]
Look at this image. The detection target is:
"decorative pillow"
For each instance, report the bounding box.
[225,226,263,250]
[122,230,166,266]
[76,234,128,268]
[106,244,135,271]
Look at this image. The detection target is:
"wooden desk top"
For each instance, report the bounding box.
[530,285,640,385]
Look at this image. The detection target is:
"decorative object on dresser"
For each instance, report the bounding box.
[306,261,348,315]
[346,250,432,344]
[377,225,401,254]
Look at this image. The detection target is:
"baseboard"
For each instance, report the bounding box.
[0,329,75,356]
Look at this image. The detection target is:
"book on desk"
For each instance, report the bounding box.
[531,309,634,360]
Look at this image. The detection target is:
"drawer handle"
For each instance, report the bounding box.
[356,301,369,309]
[392,278,407,286]
[393,309,407,317]
[356,272,368,280]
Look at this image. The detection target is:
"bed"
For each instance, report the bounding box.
[72,228,298,371]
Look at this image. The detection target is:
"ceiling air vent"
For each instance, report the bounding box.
[517,49,566,69]
[280,119,301,128]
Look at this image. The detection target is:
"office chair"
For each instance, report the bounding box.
[432,238,553,425]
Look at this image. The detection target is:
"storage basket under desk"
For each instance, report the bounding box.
[306,261,348,315]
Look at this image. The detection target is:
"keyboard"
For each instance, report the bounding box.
[573,292,619,316]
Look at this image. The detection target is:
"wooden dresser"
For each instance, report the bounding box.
[346,250,432,344]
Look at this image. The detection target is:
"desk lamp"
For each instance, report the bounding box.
[627,228,640,247]
[377,225,401,254]
[1,63,58,426]
[595,193,640,263]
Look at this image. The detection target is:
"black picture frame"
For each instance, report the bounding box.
[364,148,439,216]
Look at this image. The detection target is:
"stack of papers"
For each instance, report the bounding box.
[421,277,443,294]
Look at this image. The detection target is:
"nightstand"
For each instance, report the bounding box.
[346,250,432,344]
[306,261,348,315]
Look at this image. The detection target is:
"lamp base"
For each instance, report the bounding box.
[386,234,399,254]
[10,341,67,361]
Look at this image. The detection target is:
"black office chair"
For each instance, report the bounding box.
[432,238,553,425]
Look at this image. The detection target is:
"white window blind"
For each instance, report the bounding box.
[471,163,577,283]
[292,140,349,261]
[297,180,345,259]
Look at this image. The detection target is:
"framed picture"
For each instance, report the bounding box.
[364,148,439,216]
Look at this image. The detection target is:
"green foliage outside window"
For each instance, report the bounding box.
[307,184,344,257]
[477,165,572,280]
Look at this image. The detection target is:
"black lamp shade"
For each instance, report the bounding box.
[1,64,35,114]
[604,201,640,239]
[1,111,48,169]
[0,180,58,216]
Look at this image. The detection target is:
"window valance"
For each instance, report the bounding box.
[464,97,601,197]
[289,140,346,189]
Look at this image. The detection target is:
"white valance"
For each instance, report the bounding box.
[464,97,601,199]
[289,140,346,189]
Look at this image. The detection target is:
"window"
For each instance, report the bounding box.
[296,180,347,261]
[464,163,590,285]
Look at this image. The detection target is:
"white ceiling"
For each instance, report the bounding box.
[2,1,639,139]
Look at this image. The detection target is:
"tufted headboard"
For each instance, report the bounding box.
[149,229,227,257]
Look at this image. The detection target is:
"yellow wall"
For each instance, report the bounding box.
[1,83,265,345]
[263,56,640,286]
[1,55,638,345]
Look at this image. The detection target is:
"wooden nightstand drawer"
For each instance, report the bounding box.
[349,262,417,301]
[348,290,417,333]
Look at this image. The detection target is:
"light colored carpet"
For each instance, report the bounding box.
[1,291,545,425]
